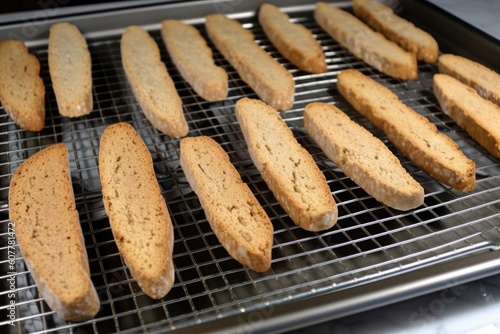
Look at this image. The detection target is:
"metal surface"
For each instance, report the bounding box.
[1,1,500,333]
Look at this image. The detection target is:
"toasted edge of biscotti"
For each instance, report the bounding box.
[161,20,228,101]
[304,102,424,210]
[433,73,500,158]
[180,135,273,272]
[337,69,476,192]
[352,0,438,63]
[121,26,188,138]
[235,97,338,231]
[438,54,500,107]
[205,14,295,111]
[314,2,417,80]
[48,22,93,117]
[258,3,327,73]
[0,40,45,131]
[9,143,99,321]
[99,122,175,299]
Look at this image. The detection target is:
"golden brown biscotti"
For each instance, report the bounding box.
[314,2,417,80]
[337,69,476,192]
[438,54,500,107]
[235,97,337,231]
[304,102,424,210]
[121,26,188,138]
[49,22,93,117]
[433,74,500,158]
[180,136,273,272]
[0,40,45,131]
[258,3,327,73]
[205,14,295,111]
[99,123,175,299]
[352,0,438,63]
[161,20,228,101]
[9,144,99,321]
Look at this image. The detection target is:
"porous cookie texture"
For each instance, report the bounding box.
[315,2,417,80]
[99,122,175,299]
[9,144,99,321]
[206,14,295,111]
[180,136,273,272]
[305,102,424,210]
[259,3,327,73]
[161,20,228,101]
[0,40,45,131]
[337,69,476,192]
[121,26,188,138]
[49,22,93,117]
[235,97,338,231]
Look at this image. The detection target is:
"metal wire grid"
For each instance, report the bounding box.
[1,7,500,334]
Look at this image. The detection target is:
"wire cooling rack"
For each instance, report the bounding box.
[1,3,500,333]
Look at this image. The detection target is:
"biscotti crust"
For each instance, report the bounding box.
[434,74,500,158]
[49,22,93,117]
[9,144,99,321]
[161,20,228,101]
[337,69,476,192]
[180,136,273,272]
[121,26,188,138]
[0,40,45,131]
[353,0,438,63]
[235,97,337,231]
[438,54,500,107]
[259,3,327,73]
[314,2,417,80]
[205,14,295,111]
[304,102,424,211]
[99,122,175,299]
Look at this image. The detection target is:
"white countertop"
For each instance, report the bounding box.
[427,0,500,40]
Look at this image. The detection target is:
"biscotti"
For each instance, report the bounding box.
[337,69,476,192]
[235,97,337,231]
[99,122,175,299]
[121,26,188,138]
[353,0,438,63]
[180,136,273,272]
[304,102,424,210]
[161,20,228,101]
[438,54,500,107]
[314,2,417,80]
[205,14,295,111]
[433,74,500,158]
[49,22,93,117]
[258,3,327,73]
[0,40,45,131]
[9,144,99,321]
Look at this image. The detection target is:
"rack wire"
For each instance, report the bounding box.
[1,5,500,334]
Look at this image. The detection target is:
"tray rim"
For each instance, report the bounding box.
[1,0,499,332]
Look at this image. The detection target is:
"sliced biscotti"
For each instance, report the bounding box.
[438,54,500,107]
[0,40,45,131]
[99,122,175,299]
[314,2,417,80]
[205,14,295,111]
[121,26,188,138]
[9,144,99,321]
[353,0,438,63]
[235,97,337,231]
[433,74,500,158]
[258,3,327,73]
[161,20,228,101]
[337,69,476,192]
[304,102,424,210]
[49,22,93,117]
[180,136,273,272]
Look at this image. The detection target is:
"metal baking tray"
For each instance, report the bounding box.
[1,1,499,333]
